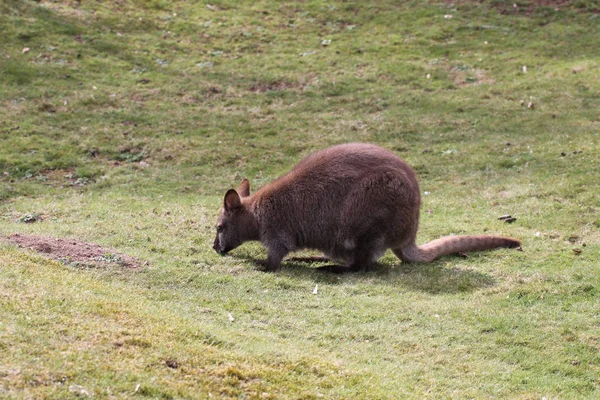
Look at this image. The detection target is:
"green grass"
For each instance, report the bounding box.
[1,0,599,398]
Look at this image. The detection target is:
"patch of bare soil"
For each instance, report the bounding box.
[4,234,140,268]
[249,80,300,93]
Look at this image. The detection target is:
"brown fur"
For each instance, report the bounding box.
[213,143,520,272]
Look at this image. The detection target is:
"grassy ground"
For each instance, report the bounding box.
[1,0,599,398]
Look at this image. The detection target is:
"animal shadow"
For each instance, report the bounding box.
[233,251,496,294]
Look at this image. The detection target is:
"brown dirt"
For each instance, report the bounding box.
[248,80,299,93]
[4,234,140,268]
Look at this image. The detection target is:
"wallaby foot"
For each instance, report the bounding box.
[286,256,330,263]
[316,250,373,273]
[316,264,362,274]
[256,260,278,272]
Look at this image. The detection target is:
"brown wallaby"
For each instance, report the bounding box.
[213,143,521,272]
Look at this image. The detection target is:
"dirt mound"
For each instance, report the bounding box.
[4,234,140,268]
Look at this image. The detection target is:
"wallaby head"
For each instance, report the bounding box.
[212,179,258,255]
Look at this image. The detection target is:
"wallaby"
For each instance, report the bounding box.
[213,143,521,272]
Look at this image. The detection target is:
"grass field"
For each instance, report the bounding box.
[1,0,599,398]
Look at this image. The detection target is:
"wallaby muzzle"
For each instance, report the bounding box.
[213,237,231,255]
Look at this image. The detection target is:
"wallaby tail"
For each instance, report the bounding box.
[395,235,521,263]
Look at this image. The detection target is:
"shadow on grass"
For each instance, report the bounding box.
[233,251,496,295]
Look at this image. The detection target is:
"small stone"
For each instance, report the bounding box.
[69,385,90,397]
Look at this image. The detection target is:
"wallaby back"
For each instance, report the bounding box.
[213,143,521,272]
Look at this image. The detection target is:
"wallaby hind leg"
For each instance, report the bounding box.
[392,247,409,263]
[316,246,374,274]
[349,247,375,272]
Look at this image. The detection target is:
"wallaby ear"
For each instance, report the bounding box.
[237,179,250,198]
[224,189,242,211]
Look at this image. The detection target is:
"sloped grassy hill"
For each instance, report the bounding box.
[1,1,599,398]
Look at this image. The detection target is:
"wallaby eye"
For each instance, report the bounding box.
[217,225,224,233]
